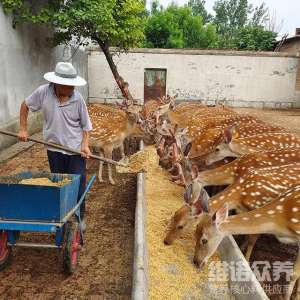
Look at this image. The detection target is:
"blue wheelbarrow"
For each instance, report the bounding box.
[0,172,96,274]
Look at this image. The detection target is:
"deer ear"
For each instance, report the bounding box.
[199,188,210,212]
[191,199,203,216]
[184,184,193,204]
[215,204,229,228]
[224,125,236,144]
[184,142,192,157]
[191,165,199,179]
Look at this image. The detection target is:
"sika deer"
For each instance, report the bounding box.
[89,104,144,185]
[159,115,263,172]
[167,103,235,127]
[194,185,300,300]
[164,164,300,248]
[205,131,300,165]
[191,148,300,188]
[185,122,286,160]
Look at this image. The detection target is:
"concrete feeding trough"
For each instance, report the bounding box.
[132,141,148,300]
[218,236,269,300]
[131,142,269,300]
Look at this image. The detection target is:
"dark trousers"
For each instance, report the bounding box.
[47,150,86,219]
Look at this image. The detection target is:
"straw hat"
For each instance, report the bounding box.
[44,62,86,86]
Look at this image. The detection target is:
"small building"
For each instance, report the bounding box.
[276,28,300,54]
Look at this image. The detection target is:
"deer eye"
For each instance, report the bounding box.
[215,148,220,152]
[202,239,208,245]
[177,225,184,230]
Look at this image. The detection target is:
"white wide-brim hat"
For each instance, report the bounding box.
[44,62,87,86]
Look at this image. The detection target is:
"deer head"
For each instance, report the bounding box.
[193,205,228,268]
[164,200,203,245]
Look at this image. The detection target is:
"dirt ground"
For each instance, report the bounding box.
[0,142,137,299]
[233,108,300,135]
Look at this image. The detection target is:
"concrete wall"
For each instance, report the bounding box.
[0,6,88,151]
[88,48,300,108]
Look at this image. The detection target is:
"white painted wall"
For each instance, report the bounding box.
[0,6,88,150]
[88,48,300,108]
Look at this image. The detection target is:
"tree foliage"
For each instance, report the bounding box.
[144,4,218,49]
[212,0,277,50]
[187,0,212,23]
[0,0,146,100]
[234,26,277,51]
[0,0,145,49]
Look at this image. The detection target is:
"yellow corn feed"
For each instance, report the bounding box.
[143,146,231,300]
[116,147,157,173]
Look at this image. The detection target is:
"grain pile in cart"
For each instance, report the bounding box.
[19,177,71,186]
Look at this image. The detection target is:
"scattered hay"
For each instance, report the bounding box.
[19,177,71,187]
[144,146,230,300]
[116,147,158,173]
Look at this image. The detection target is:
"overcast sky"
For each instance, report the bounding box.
[156,0,299,37]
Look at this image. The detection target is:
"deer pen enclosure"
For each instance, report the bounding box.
[0,97,299,300]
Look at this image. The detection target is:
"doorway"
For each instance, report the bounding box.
[144,68,167,102]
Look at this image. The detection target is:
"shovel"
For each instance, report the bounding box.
[0,129,127,167]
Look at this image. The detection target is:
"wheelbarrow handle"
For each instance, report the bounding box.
[0,129,126,167]
[62,175,96,224]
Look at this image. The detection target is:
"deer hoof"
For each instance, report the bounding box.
[109,179,116,185]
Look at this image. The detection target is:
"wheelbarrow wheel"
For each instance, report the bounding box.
[0,230,12,271]
[62,219,82,275]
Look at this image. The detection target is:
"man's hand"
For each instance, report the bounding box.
[18,129,29,142]
[81,144,92,158]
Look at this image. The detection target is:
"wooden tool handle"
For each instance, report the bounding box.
[0,130,127,167]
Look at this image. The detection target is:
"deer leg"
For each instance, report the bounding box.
[98,149,104,183]
[285,244,300,300]
[244,234,259,261]
[104,148,115,185]
[120,143,125,159]
[119,143,129,164]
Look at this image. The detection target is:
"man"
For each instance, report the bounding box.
[18,62,92,229]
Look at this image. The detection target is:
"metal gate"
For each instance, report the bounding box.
[144,69,167,102]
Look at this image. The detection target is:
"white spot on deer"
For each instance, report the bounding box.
[292,207,299,212]
[267,210,275,215]
[291,218,299,224]
[242,217,249,221]
[254,214,261,218]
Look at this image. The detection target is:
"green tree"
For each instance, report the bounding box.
[150,0,163,14]
[187,0,212,23]
[251,3,269,26]
[0,0,146,101]
[213,0,276,50]
[144,4,218,49]
[213,0,251,33]
[234,26,277,51]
